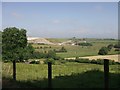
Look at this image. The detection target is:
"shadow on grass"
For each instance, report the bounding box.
[2,69,120,89]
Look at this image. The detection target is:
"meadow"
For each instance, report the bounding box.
[2,62,120,88]
[2,38,120,88]
[33,38,118,58]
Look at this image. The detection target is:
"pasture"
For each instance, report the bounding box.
[32,38,119,58]
[2,38,120,88]
[2,62,120,88]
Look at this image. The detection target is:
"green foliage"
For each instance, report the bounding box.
[107,44,113,51]
[46,50,56,59]
[98,47,108,55]
[60,47,67,52]
[75,58,90,63]
[44,58,55,64]
[2,62,120,88]
[54,46,67,53]
[115,48,120,51]
[2,27,27,61]
[77,42,92,46]
[114,43,120,48]
[29,60,40,64]
[66,58,119,65]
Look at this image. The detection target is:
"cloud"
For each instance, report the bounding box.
[11,12,23,18]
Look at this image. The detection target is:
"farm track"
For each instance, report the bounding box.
[65,54,120,62]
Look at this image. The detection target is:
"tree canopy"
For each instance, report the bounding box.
[98,47,108,55]
[2,27,27,61]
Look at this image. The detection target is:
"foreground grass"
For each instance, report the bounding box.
[2,62,120,88]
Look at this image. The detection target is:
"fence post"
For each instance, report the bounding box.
[13,60,16,81]
[104,59,109,90]
[48,62,52,88]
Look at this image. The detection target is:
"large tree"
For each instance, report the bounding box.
[2,27,27,80]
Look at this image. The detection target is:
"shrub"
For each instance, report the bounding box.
[90,59,97,64]
[54,47,67,53]
[115,48,120,51]
[46,50,56,58]
[114,44,120,48]
[59,60,67,64]
[75,58,90,63]
[98,47,108,55]
[107,44,113,51]
[44,58,55,64]
[77,43,92,46]
[29,60,40,64]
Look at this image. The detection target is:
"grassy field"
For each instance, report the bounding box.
[46,38,70,43]
[2,62,120,88]
[2,38,120,88]
[32,39,118,58]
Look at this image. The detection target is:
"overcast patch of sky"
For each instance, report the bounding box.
[2,2,118,38]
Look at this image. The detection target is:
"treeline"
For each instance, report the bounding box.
[76,42,92,46]
[98,43,120,55]
[31,50,62,60]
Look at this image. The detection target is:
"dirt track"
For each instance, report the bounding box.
[65,55,120,62]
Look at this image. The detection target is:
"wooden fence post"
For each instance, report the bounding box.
[13,60,16,80]
[48,62,52,88]
[104,59,109,90]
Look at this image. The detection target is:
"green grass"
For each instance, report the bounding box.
[2,62,120,88]
[46,38,70,43]
[2,39,119,88]
[32,40,118,58]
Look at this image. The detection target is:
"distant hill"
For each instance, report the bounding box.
[27,37,54,45]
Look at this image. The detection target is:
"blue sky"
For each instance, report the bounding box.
[2,2,118,38]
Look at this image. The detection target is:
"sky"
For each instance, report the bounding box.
[2,2,118,38]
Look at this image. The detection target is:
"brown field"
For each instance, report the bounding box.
[66,54,120,62]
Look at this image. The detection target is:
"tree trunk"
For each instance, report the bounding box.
[13,60,16,80]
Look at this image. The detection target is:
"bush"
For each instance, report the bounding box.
[75,58,90,63]
[54,47,67,53]
[107,44,113,51]
[29,60,40,64]
[44,58,55,64]
[98,47,108,55]
[90,59,97,64]
[59,60,67,64]
[77,43,92,46]
[46,50,56,58]
[114,44,120,48]
[115,48,120,51]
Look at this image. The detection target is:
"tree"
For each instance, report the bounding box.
[98,47,108,55]
[60,46,67,52]
[46,50,56,59]
[2,27,27,80]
